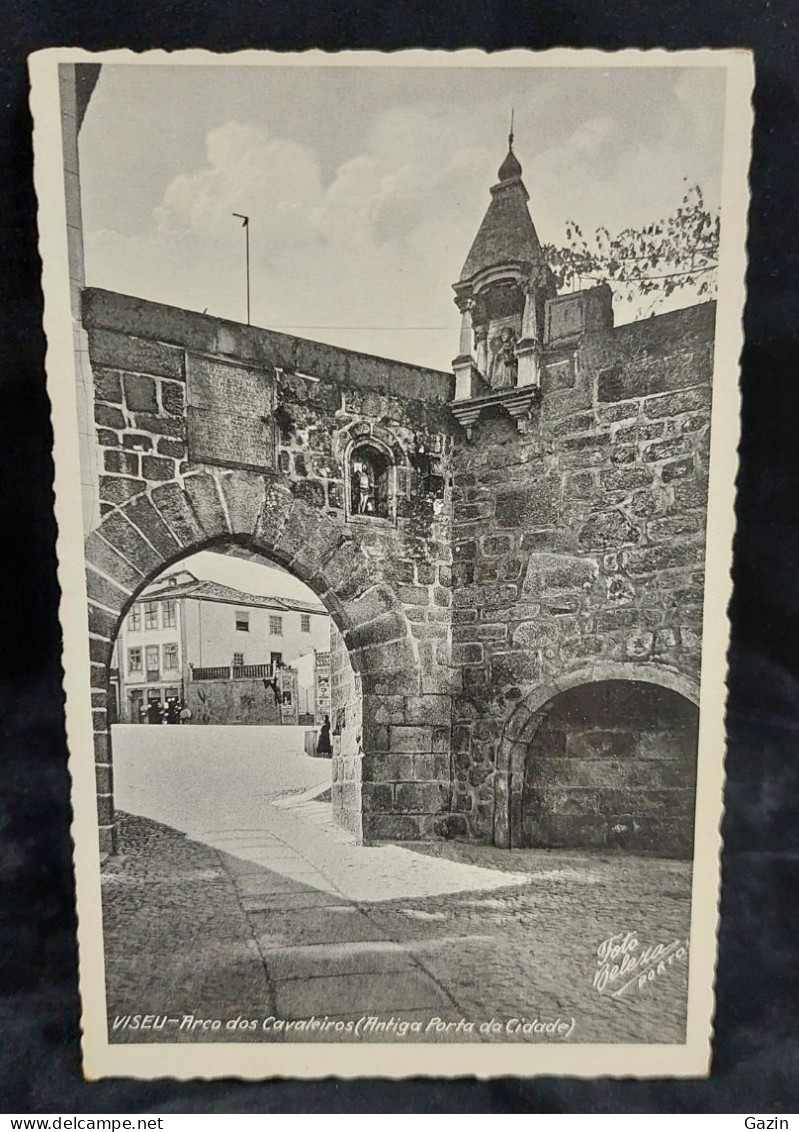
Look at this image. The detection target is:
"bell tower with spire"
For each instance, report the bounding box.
[451,128,556,436]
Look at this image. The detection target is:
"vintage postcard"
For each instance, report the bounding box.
[30,48,752,1079]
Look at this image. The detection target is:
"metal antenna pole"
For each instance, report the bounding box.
[232,213,250,325]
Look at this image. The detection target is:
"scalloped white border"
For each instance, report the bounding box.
[29,46,753,1081]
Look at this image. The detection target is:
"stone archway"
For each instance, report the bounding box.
[494,664,700,857]
[85,470,419,854]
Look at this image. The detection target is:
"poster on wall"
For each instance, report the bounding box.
[31,47,752,1079]
[315,650,331,724]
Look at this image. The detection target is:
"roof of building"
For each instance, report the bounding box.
[458,144,546,284]
[140,577,327,616]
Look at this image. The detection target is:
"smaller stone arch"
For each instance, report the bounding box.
[498,662,700,765]
[494,663,701,855]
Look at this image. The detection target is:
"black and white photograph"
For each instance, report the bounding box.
[30,48,752,1079]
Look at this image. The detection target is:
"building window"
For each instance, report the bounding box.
[164,686,179,700]
[128,606,141,632]
[235,610,250,632]
[271,651,283,669]
[163,643,179,670]
[270,615,283,635]
[128,647,142,674]
[301,614,311,633]
[350,443,392,519]
[232,652,244,668]
[145,645,160,680]
[144,601,159,630]
[162,600,176,628]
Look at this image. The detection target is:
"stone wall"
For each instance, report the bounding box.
[451,302,714,843]
[82,286,715,855]
[330,622,363,839]
[185,678,281,726]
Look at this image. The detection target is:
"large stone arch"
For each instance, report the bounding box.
[85,469,420,854]
[493,662,700,854]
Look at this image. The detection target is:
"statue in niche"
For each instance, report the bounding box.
[352,459,374,515]
[489,326,518,390]
[350,444,391,519]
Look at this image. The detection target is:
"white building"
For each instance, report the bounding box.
[113,569,329,722]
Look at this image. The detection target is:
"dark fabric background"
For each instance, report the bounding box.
[1,0,797,1113]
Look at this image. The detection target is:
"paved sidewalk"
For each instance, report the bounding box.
[102,815,276,1044]
[103,798,692,1045]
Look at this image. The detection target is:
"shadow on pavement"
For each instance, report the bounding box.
[102,812,692,1045]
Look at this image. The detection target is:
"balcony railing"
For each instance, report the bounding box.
[190,664,276,682]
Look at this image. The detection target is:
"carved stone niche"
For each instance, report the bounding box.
[450,280,542,437]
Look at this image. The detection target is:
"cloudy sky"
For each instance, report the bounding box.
[79,61,726,374]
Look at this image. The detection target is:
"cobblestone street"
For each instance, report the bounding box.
[104,726,692,1046]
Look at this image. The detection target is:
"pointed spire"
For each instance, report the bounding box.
[497,145,522,183]
[497,110,522,182]
[457,131,543,283]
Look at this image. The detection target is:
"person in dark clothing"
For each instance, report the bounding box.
[146,699,162,725]
[316,715,332,757]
